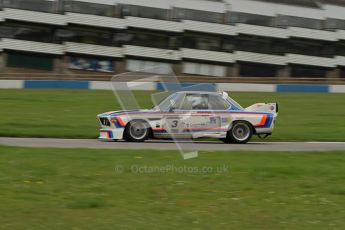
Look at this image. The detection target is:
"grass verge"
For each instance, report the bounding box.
[1,89,345,141]
[0,145,345,229]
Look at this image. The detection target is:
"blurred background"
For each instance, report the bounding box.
[0,0,345,84]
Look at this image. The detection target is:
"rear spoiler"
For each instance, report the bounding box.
[245,103,278,113]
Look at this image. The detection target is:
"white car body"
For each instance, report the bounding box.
[97,91,278,143]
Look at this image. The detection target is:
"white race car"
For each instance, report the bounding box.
[97,91,278,144]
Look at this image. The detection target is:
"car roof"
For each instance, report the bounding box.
[174,91,223,95]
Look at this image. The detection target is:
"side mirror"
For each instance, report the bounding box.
[169,107,175,112]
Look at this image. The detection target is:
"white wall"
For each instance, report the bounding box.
[227,0,345,21]
[183,62,226,77]
[115,0,171,9]
[173,0,226,13]
[226,0,277,16]
[68,0,345,21]
[0,80,23,89]
[71,0,116,5]
[324,4,345,20]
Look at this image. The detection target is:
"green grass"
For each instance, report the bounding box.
[0,145,344,229]
[0,89,345,141]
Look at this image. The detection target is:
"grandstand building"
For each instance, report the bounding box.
[1,0,345,79]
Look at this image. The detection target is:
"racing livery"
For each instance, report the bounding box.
[97,91,278,144]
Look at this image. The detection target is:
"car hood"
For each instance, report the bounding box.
[97,109,155,117]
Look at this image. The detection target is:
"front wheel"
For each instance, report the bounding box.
[223,121,253,144]
[124,120,150,142]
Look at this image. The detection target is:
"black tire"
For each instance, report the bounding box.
[219,138,228,143]
[123,120,150,142]
[224,121,253,144]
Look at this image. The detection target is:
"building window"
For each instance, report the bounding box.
[335,43,345,57]
[288,39,334,58]
[183,62,226,77]
[325,18,345,31]
[124,30,171,49]
[55,28,113,46]
[228,12,274,27]
[0,0,54,13]
[239,62,279,77]
[236,35,286,55]
[69,57,114,72]
[222,40,235,52]
[0,25,53,43]
[340,67,345,78]
[126,59,172,74]
[121,5,168,20]
[290,64,328,78]
[173,8,223,23]
[7,53,54,70]
[276,15,322,30]
[183,33,222,51]
[64,1,114,17]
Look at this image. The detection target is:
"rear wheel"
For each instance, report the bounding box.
[124,120,150,142]
[223,121,253,144]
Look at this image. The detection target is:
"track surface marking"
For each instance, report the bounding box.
[1,137,345,151]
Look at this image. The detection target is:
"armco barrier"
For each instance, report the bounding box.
[0,80,23,89]
[1,80,345,93]
[24,80,89,89]
[276,84,329,93]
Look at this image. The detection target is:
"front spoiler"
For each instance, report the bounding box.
[99,128,124,140]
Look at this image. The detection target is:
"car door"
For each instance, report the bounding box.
[206,94,232,135]
[161,93,229,138]
[186,93,222,137]
[161,93,191,137]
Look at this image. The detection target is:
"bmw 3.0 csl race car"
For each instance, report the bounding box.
[97,91,278,144]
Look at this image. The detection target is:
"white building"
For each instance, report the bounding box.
[1,0,345,79]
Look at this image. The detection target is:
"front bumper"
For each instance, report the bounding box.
[99,128,124,140]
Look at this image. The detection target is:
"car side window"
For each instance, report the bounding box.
[179,94,209,110]
[208,95,230,110]
[179,95,192,110]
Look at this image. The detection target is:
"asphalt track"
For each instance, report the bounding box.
[1,137,345,151]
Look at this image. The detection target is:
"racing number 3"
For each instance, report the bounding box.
[171,120,178,128]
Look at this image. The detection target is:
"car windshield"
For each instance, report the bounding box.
[154,93,183,111]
